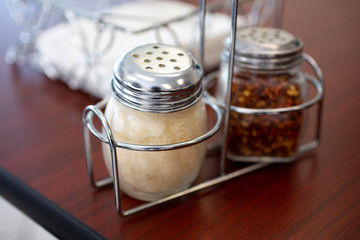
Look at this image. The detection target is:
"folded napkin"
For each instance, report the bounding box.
[36,0,246,98]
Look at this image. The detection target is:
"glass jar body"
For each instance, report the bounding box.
[102,97,207,201]
[218,62,307,162]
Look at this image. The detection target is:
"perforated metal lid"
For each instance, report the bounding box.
[111,43,203,113]
[223,27,303,70]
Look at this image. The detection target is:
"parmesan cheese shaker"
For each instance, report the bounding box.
[102,43,207,202]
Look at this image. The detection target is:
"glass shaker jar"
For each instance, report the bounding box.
[102,43,207,201]
[217,27,308,162]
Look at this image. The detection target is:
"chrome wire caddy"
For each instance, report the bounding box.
[81,0,324,217]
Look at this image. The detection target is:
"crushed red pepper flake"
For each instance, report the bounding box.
[227,71,303,158]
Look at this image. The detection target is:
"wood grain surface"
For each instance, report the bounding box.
[1,0,359,239]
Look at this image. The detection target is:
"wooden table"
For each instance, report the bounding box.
[1,0,359,239]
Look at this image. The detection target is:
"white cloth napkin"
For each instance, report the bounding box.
[36,0,245,98]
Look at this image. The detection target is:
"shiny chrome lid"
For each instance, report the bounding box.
[223,27,303,70]
[111,43,203,113]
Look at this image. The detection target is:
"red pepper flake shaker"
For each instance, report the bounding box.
[218,27,311,162]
